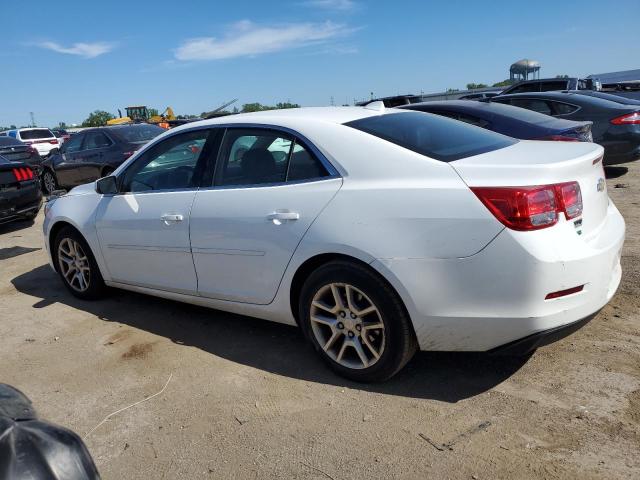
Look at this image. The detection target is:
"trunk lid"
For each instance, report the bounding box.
[451,140,608,237]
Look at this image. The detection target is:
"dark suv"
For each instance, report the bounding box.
[42,124,164,194]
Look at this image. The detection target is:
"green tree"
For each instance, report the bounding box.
[556,74,570,78]
[241,102,270,113]
[275,102,300,109]
[446,88,460,93]
[466,83,488,90]
[57,121,67,129]
[82,110,115,127]
[492,79,515,87]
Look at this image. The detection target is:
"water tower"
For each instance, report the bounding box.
[510,59,541,81]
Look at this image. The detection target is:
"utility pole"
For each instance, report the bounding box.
[30,112,36,127]
[330,96,335,106]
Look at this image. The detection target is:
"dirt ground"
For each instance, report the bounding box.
[1,163,638,480]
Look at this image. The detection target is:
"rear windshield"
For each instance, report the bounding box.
[345,111,516,162]
[20,129,54,140]
[111,125,164,143]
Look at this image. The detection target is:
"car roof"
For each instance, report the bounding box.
[173,106,395,132]
[400,100,560,123]
[493,91,632,109]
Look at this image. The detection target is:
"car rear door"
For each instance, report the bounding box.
[189,127,341,304]
[94,128,214,293]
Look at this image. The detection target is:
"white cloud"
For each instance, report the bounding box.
[174,20,355,61]
[35,41,114,58]
[302,0,357,10]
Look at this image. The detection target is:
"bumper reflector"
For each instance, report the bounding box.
[545,285,584,300]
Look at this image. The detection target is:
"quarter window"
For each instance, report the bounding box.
[122,130,210,192]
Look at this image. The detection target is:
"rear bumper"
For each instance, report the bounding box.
[373,200,625,352]
[489,310,600,355]
[0,181,42,223]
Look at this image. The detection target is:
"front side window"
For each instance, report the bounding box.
[216,129,328,186]
[345,112,516,162]
[63,134,83,153]
[122,130,210,192]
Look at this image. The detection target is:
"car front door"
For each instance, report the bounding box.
[53,133,85,187]
[94,128,214,293]
[189,127,342,304]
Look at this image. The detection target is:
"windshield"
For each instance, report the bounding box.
[345,111,516,162]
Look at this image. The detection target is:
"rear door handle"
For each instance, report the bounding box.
[267,210,299,224]
[161,214,184,224]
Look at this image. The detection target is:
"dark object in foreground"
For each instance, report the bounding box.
[0,384,100,480]
[0,156,42,225]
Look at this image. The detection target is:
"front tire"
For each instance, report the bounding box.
[53,226,107,300]
[299,260,417,382]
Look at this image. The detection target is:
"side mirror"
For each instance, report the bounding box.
[96,175,118,195]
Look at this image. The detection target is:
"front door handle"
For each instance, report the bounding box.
[161,214,184,224]
[267,210,299,225]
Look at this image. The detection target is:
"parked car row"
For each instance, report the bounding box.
[0,128,61,158]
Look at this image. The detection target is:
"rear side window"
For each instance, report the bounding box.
[216,129,329,186]
[538,81,568,92]
[20,129,54,140]
[509,99,552,115]
[345,112,516,162]
[112,125,164,143]
[84,131,112,149]
[549,101,579,115]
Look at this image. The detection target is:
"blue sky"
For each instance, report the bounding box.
[2,0,639,127]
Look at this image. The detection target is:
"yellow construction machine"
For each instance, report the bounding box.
[106,106,176,129]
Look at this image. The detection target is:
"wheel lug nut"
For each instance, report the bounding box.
[356,325,362,331]
[350,313,356,319]
[348,331,354,338]
[337,322,344,330]
[340,311,346,318]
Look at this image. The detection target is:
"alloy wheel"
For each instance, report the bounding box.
[310,283,385,370]
[57,238,91,292]
[43,171,56,194]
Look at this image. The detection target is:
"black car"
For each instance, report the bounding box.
[0,137,44,176]
[399,100,593,142]
[0,156,42,224]
[488,92,640,164]
[42,124,164,194]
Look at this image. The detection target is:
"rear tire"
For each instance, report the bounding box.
[42,169,58,195]
[299,260,417,382]
[53,226,107,300]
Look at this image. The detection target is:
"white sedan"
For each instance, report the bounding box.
[43,105,625,382]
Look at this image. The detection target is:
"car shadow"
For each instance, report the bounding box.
[11,264,530,402]
[0,219,35,235]
[604,166,628,179]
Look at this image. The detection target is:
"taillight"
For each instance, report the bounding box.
[49,139,59,144]
[545,285,584,300]
[610,111,640,125]
[536,135,580,142]
[12,167,34,182]
[471,181,583,231]
[556,181,582,219]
